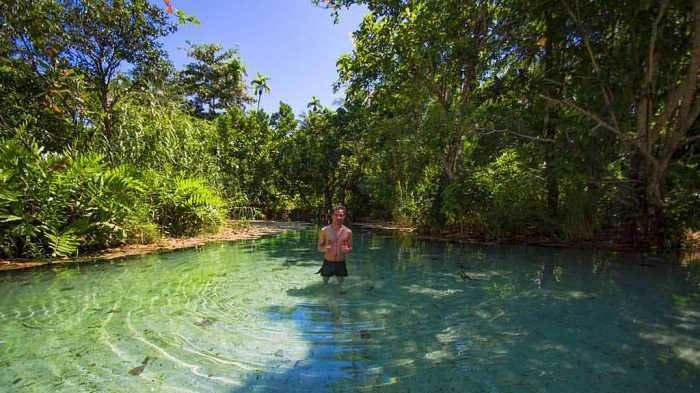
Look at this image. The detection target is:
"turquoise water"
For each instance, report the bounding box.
[1,228,699,392]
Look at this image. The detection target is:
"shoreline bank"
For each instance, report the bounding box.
[353,222,700,260]
[2,221,697,271]
[0,221,310,272]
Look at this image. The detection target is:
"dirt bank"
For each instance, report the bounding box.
[0,221,309,272]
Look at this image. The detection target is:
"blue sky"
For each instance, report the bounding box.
[160,0,367,115]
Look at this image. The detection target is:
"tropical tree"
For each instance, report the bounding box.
[321,0,506,228]
[307,96,323,112]
[534,0,700,247]
[278,107,338,216]
[0,0,73,145]
[179,43,250,118]
[64,0,175,156]
[1,0,176,156]
[318,0,700,247]
[270,101,298,137]
[251,73,271,111]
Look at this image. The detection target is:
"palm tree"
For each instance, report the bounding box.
[307,96,322,112]
[251,73,270,111]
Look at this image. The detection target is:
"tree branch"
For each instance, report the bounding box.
[648,0,670,88]
[560,0,622,132]
[476,127,555,143]
[682,134,700,146]
[540,94,621,136]
[660,0,700,158]
[689,100,700,131]
[679,0,700,132]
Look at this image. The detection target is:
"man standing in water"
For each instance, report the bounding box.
[317,204,353,285]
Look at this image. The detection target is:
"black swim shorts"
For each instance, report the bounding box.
[316,259,348,277]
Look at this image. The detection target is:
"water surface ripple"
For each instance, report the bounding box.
[1,229,699,392]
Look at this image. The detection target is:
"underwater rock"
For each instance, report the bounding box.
[194,317,217,327]
[360,330,370,339]
[128,356,150,376]
[21,322,40,330]
[274,349,284,357]
[460,271,479,281]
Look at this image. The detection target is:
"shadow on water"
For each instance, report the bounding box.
[225,229,700,393]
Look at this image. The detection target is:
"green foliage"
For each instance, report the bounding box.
[251,73,271,111]
[482,149,547,235]
[1,0,698,257]
[179,43,250,118]
[45,228,81,258]
[321,0,700,248]
[230,207,264,221]
[146,173,226,237]
[216,107,292,215]
[0,129,145,257]
[126,222,161,245]
[175,9,200,26]
[666,156,700,244]
[0,125,227,257]
[440,149,547,238]
[111,98,221,179]
[1,0,177,158]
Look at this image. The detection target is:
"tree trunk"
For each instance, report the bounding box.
[629,0,699,249]
[323,180,332,223]
[543,112,559,221]
[441,118,465,181]
[99,82,115,164]
[429,173,451,229]
[628,135,647,247]
[645,159,668,249]
[630,150,670,249]
[542,10,562,223]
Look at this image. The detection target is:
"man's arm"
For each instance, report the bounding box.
[317,229,326,252]
[343,230,353,253]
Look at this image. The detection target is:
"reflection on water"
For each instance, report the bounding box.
[1,229,699,392]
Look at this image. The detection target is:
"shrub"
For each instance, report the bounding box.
[146,172,226,237]
[0,132,146,257]
[440,149,547,239]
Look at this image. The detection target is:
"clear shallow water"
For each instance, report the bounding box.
[1,229,699,393]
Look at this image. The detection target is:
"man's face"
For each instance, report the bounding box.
[333,208,346,223]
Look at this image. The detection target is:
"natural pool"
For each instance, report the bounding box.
[1,229,699,392]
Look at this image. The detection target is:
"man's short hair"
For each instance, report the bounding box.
[333,203,347,213]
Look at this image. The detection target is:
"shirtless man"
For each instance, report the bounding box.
[316,204,353,284]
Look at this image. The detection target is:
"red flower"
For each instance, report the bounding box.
[163,0,174,14]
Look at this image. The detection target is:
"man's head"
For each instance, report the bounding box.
[331,204,347,224]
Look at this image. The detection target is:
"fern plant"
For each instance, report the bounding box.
[146,172,226,237]
[0,128,153,258]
